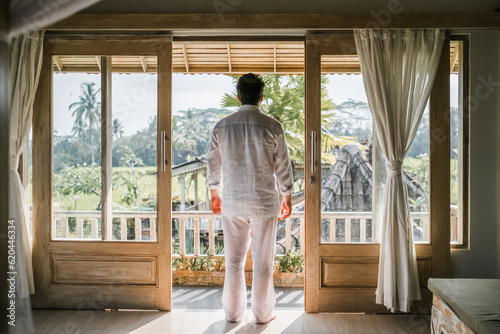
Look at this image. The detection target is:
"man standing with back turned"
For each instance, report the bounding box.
[206,73,294,324]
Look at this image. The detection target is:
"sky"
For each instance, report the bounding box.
[53,72,458,136]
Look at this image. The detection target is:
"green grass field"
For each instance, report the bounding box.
[51,166,210,211]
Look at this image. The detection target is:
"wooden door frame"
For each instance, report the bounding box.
[32,34,173,310]
[31,30,451,313]
[304,32,450,313]
[47,13,500,31]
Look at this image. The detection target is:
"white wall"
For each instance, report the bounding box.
[82,0,500,14]
[450,30,500,278]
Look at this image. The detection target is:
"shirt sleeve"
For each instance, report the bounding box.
[273,125,294,195]
[206,125,222,189]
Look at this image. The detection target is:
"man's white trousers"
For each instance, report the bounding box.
[221,215,277,323]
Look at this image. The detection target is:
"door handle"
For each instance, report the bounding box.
[161,130,168,172]
[311,130,317,174]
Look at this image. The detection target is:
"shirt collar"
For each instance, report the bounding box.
[238,104,262,113]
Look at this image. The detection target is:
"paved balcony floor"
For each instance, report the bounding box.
[173,286,304,310]
[33,286,430,333]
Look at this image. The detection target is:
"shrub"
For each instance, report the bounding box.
[275,250,304,273]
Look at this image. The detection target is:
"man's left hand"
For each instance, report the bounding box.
[210,189,222,215]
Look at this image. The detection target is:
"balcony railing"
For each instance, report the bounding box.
[51,210,438,252]
[51,211,156,241]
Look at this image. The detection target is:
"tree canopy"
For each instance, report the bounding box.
[69,82,101,164]
[221,74,354,164]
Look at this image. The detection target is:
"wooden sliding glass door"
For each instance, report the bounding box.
[304,33,451,313]
[32,35,173,310]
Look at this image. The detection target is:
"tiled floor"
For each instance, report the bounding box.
[33,287,431,334]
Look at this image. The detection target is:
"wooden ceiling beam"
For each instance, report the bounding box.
[140,56,148,72]
[47,13,500,31]
[53,56,63,71]
[450,46,459,73]
[274,44,277,73]
[227,44,232,73]
[95,56,101,71]
[181,44,189,72]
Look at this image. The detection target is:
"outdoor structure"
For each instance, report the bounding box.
[172,157,208,211]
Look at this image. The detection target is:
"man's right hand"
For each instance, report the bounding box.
[280,193,292,219]
[210,189,222,215]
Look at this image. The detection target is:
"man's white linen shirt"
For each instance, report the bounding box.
[206,104,294,218]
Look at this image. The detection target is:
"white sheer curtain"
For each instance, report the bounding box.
[9,30,44,333]
[354,29,445,312]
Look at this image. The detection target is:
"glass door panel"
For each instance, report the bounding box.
[52,58,102,240]
[319,71,373,243]
[111,57,158,241]
[319,70,430,244]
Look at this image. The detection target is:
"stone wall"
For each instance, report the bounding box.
[173,271,304,288]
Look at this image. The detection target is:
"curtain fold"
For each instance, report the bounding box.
[354,29,445,312]
[9,30,44,334]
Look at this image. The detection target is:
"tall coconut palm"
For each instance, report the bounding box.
[112,118,125,139]
[176,108,211,153]
[172,108,232,164]
[69,82,101,164]
[71,116,86,139]
[221,74,353,164]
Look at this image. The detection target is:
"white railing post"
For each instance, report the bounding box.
[61,216,68,238]
[345,218,351,242]
[450,207,458,242]
[52,217,58,240]
[120,217,127,240]
[208,218,215,255]
[179,217,185,256]
[285,217,292,253]
[454,207,462,244]
[331,218,336,242]
[76,217,83,238]
[91,218,98,239]
[150,217,156,241]
[135,217,141,241]
[424,216,430,242]
[194,218,200,256]
[360,219,367,242]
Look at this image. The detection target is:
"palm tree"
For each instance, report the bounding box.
[112,118,125,139]
[71,117,86,139]
[172,114,198,164]
[176,109,211,153]
[172,108,231,164]
[69,82,101,164]
[128,116,157,166]
[221,74,353,164]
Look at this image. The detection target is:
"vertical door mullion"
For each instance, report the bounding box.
[430,35,451,277]
[32,42,52,308]
[101,56,113,241]
[304,36,322,313]
[157,37,173,311]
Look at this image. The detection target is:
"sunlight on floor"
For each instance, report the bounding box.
[33,287,430,333]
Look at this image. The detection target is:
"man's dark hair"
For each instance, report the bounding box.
[236,73,265,105]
